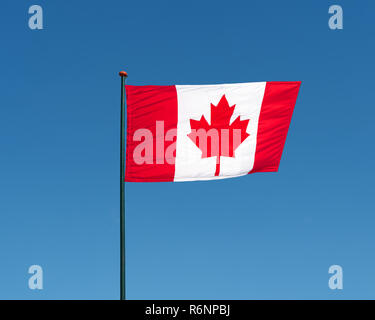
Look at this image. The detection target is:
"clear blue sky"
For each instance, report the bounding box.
[1,0,374,299]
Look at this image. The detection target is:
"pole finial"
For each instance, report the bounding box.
[119,71,128,78]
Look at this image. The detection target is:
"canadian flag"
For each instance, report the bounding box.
[125,81,300,182]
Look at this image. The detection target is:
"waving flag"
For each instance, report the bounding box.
[125,81,300,182]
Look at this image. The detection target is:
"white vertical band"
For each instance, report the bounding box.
[174,82,266,181]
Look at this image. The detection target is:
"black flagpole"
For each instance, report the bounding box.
[119,71,128,300]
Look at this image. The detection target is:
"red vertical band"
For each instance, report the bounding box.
[125,85,178,182]
[250,81,301,174]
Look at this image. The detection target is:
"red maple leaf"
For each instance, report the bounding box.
[187,94,250,176]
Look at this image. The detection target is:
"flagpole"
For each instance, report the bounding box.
[119,70,128,300]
